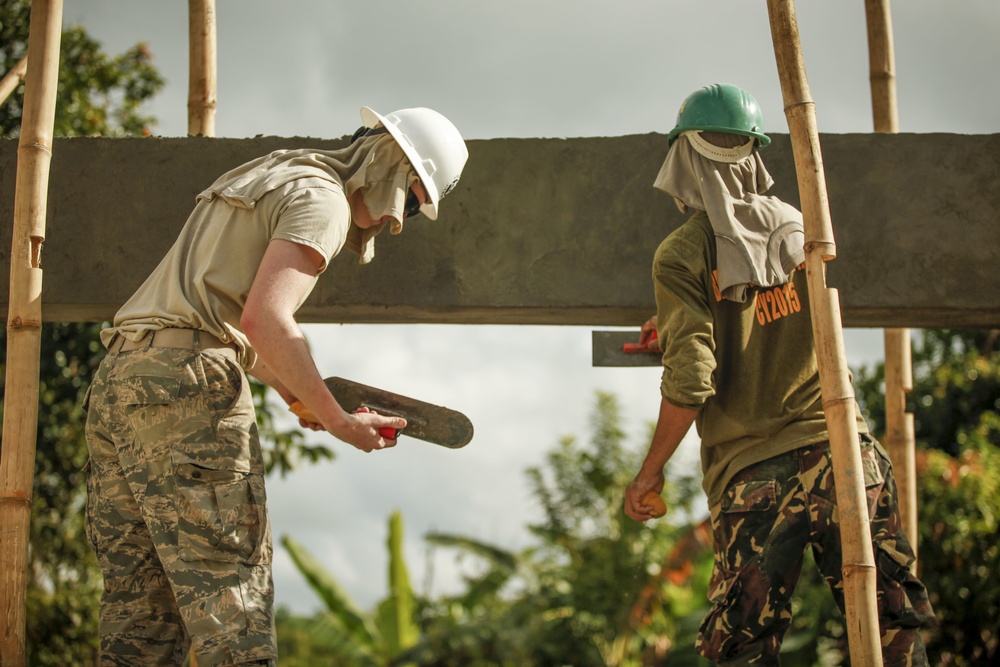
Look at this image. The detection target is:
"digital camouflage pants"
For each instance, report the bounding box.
[696,436,934,666]
[85,343,275,666]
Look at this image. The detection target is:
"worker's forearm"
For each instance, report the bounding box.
[640,399,698,477]
[243,312,349,431]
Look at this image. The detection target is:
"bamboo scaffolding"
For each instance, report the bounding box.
[187,0,217,136]
[0,1,64,665]
[765,2,883,665]
[0,56,29,107]
[864,0,918,572]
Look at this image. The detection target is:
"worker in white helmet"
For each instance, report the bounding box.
[84,106,469,665]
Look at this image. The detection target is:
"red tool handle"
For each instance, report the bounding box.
[623,329,659,354]
[357,407,400,439]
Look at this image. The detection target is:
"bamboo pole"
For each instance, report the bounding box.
[765,2,883,665]
[865,0,898,134]
[187,0,217,136]
[0,1,63,664]
[185,5,217,665]
[864,0,918,572]
[0,56,29,107]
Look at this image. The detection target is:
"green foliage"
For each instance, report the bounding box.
[279,511,419,666]
[855,329,1000,457]
[0,0,164,138]
[0,8,162,660]
[404,392,711,666]
[380,512,420,655]
[277,392,703,666]
[916,426,1000,664]
[855,329,1000,664]
[0,12,329,664]
[519,392,707,665]
[274,606,351,667]
[1,323,105,666]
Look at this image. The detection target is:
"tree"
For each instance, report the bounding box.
[274,330,998,666]
[855,330,999,458]
[2,5,166,660]
[271,390,865,666]
[1,1,164,138]
[1,323,106,666]
[404,392,712,666]
[410,391,871,666]
[855,329,1000,664]
[0,9,331,664]
[517,391,696,666]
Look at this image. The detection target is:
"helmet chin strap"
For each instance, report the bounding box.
[351,125,389,143]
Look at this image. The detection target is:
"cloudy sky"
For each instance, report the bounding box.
[61,1,999,613]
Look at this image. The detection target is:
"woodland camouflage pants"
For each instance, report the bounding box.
[85,342,275,666]
[696,436,934,666]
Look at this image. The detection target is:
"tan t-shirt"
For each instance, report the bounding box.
[101,174,349,369]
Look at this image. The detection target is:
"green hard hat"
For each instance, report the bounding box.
[667,83,771,149]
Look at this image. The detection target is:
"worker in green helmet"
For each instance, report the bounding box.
[624,83,934,665]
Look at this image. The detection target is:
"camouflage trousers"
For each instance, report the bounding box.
[85,342,276,666]
[696,436,934,666]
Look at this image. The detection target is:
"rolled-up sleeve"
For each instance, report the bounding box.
[652,224,717,410]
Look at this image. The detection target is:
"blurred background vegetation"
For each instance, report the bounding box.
[1,7,997,665]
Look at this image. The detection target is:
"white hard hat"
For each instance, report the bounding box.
[360,106,468,220]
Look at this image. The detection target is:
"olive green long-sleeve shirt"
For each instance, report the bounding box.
[653,212,868,506]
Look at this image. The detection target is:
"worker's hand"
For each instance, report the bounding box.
[638,315,661,352]
[340,407,406,453]
[624,471,666,523]
[289,402,405,451]
[298,416,324,432]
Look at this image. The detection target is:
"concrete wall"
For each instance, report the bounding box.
[1,133,997,328]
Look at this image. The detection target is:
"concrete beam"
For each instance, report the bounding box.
[1,133,997,328]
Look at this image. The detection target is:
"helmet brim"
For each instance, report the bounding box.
[668,126,771,149]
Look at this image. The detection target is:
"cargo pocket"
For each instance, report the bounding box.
[716,479,777,557]
[174,458,270,566]
[119,375,183,431]
[874,541,933,628]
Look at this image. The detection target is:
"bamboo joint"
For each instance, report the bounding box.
[0,495,34,509]
[841,562,877,577]
[21,141,53,156]
[783,100,816,115]
[821,395,857,411]
[7,316,42,332]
